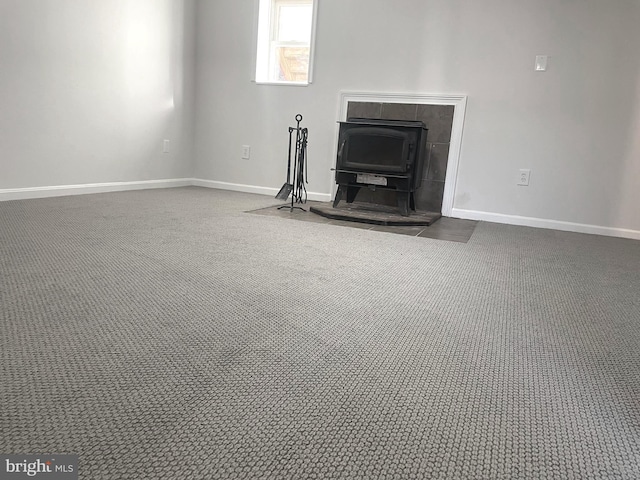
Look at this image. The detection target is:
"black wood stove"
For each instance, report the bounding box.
[333,118,428,216]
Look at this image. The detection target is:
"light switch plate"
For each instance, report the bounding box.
[535,55,548,71]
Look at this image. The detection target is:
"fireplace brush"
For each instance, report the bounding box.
[277,114,308,212]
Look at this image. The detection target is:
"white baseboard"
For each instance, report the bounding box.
[452,208,640,241]
[0,178,192,202]
[192,178,332,203]
[7,180,635,240]
[0,177,333,203]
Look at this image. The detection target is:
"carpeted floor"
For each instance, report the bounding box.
[1,186,639,479]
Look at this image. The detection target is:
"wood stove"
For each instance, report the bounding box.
[333,118,428,216]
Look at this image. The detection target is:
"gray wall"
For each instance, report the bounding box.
[2,0,638,234]
[193,0,640,233]
[0,0,196,189]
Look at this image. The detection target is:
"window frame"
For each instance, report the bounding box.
[253,0,319,86]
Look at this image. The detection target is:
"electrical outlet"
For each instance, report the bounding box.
[163,139,170,153]
[518,169,531,186]
[241,145,251,160]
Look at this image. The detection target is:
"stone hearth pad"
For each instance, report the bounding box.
[310,202,441,226]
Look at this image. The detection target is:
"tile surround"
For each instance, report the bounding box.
[416,104,454,143]
[346,102,382,120]
[426,143,449,182]
[414,180,445,213]
[380,103,418,121]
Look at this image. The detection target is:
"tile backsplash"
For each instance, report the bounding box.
[344,101,454,213]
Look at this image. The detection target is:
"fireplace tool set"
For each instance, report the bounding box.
[276,114,308,211]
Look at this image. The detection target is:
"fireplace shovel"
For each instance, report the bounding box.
[275,117,297,200]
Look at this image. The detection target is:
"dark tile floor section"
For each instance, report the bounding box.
[247,202,478,243]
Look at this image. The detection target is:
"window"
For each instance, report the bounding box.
[255,0,317,85]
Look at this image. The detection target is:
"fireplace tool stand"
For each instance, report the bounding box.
[277,114,308,212]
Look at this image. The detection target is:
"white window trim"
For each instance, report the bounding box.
[252,0,319,86]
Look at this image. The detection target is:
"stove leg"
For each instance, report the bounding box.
[333,185,345,208]
[346,186,360,204]
[397,191,410,217]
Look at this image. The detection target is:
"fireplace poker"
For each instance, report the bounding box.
[292,121,308,204]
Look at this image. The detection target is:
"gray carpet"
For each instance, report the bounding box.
[1,186,639,479]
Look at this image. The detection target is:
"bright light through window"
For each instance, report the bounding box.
[255,0,317,85]
[277,5,312,41]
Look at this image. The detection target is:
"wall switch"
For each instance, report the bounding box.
[163,139,170,153]
[518,169,531,186]
[241,145,251,160]
[535,55,548,71]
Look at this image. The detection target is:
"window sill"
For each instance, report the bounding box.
[253,80,311,87]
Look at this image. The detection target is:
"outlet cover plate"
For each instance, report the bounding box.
[518,169,531,186]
